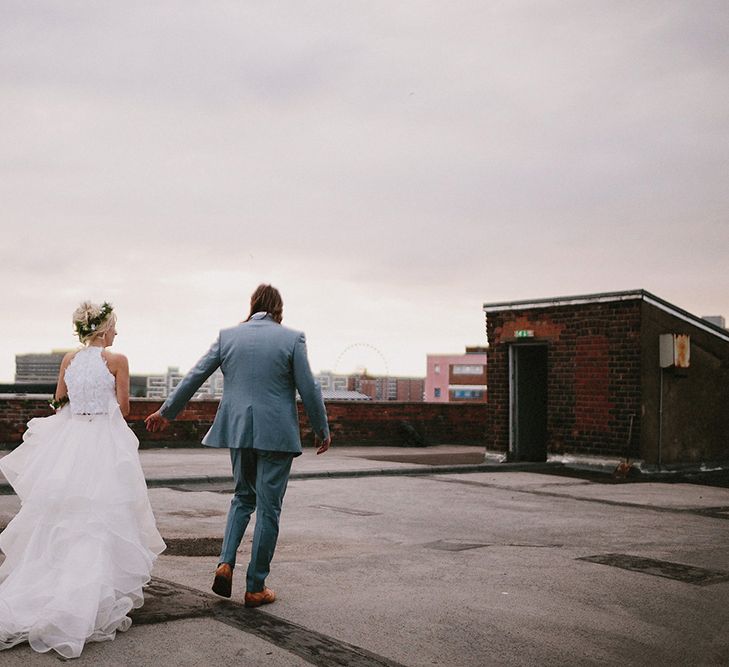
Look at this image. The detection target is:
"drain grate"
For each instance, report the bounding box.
[577,553,729,586]
[163,537,223,557]
[424,540,490,552]
[312,505,381,516]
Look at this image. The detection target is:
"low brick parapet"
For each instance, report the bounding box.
[0,397,490,449]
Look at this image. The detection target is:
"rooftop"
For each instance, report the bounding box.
[483,288,729,343]
[1,446,727,665]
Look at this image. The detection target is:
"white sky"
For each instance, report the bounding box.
[1,1,728,380]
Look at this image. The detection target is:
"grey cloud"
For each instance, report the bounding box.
[1,1,728,379]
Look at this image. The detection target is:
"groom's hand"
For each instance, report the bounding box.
[315,434,331,455]
[145,410,170,433]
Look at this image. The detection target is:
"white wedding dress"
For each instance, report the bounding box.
[0,346,165,658]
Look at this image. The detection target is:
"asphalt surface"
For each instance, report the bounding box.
[0,445,728,666]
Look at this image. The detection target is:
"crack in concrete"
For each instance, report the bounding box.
[311,504,382,516]
[423,540,563,551]
[425,476,729,520]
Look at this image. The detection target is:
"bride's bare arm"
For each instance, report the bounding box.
[115,355,130,417]
[106,352,130,417]
[54,352,75,402]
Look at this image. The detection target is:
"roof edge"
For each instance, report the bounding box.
[482,289,729,343]
[482,289,647,312]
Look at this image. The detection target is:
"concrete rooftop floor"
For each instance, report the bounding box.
[0,445,727,665]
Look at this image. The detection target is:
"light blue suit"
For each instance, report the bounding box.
[160,313,329,451]
[159,312,329,592]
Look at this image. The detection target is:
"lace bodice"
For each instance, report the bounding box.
[64,347,117,415]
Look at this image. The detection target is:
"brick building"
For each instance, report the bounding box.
[347,373,425,402]
[425,348,488,403]
[317,371,424,402]
[395,377,426,401]
[483,290,729,466]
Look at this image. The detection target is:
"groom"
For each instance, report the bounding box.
[145,284,330,607]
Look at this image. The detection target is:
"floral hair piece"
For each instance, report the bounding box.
[75,302,114,340]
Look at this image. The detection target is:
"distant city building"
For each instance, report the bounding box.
[316,371,350,392]
[195,368,224,399]
[130,375,149,398]
[145,367,223,399]
[395,377,425,401]
[349,373,425,401]
[348,373,395,401]
[138,365,420,401]
[146,367,183,399]
[316,371,424,401]
[15,350,73,383]
[425,347,488,403]
[211,368,224,397]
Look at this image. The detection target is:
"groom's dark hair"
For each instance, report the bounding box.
[247,284,283,323]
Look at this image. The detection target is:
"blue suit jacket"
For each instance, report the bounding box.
[160,313,329,455]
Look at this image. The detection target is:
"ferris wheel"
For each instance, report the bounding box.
[333,343,390,376]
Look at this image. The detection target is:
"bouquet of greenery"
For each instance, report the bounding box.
[49,396,69,411]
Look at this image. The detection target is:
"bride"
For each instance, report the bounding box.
[0,301,165,658]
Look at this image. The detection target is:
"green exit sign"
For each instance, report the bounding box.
[515,329,534,338]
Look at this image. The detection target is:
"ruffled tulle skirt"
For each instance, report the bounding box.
[0,406,165,658]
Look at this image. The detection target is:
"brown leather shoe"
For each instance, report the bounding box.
[212,563,233,598]
[244,587,276,608]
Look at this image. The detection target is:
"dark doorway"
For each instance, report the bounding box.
[509,344,548,462]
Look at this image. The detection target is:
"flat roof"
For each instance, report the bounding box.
[483,289,729,343]
[320,390,372,401]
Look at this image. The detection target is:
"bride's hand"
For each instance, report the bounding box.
[145,411,170,433]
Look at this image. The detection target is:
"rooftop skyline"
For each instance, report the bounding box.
[2,2,727,381]
[4,345,461,383]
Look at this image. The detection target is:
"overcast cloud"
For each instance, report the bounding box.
[1,1,728,379]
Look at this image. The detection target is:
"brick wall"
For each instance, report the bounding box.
[0,397,489,449]
[486,300,642,458]
[640,301,729,465]
[0,397,59,447]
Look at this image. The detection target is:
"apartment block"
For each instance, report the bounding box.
[425,347,487,403]
[15,350,72,384]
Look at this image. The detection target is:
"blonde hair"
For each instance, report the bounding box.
[72,301,116,345]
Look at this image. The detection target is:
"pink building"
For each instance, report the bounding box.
[425,347,487,403]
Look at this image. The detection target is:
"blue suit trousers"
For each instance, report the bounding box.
[219,448,294,593]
